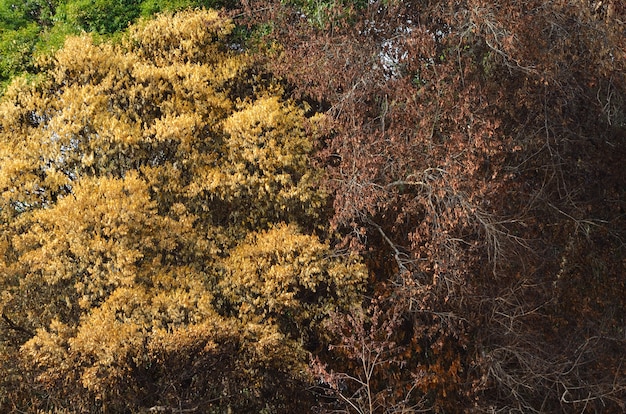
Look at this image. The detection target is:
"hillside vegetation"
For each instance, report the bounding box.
[1,1,625,413]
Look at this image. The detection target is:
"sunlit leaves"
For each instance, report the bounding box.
[220,223,366,328]
[128,8,235,66]
[0,9,364,412]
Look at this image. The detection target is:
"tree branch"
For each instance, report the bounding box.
[367,219,411,274]
[2,312,34,337]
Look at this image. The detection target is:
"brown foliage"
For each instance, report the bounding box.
[259,0,626,411]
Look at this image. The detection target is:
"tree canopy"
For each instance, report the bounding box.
[0,9,365,412]
[0,0,242,89]
[263,0,626,411]
[1,1,625,413]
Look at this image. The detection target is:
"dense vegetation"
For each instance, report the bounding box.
[0,0,624,413]
[0,0,239,89]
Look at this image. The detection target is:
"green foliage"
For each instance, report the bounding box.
[62,0,142,34]
[0,1,61,86]
[0,23,39,81]
[285,0,368,28]
[33,20,77,56]
[0,0,56,29]
[140,0,197,15]
[140,0,233,16]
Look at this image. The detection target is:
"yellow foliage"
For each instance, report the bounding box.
[0,9,365,412]
[220,223,366,329]
[128,9,236,67]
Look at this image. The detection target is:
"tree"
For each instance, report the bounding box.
[0,9,366,412]
[260,0,626,411]
[0,0,242,91]
[62,0,143,33]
